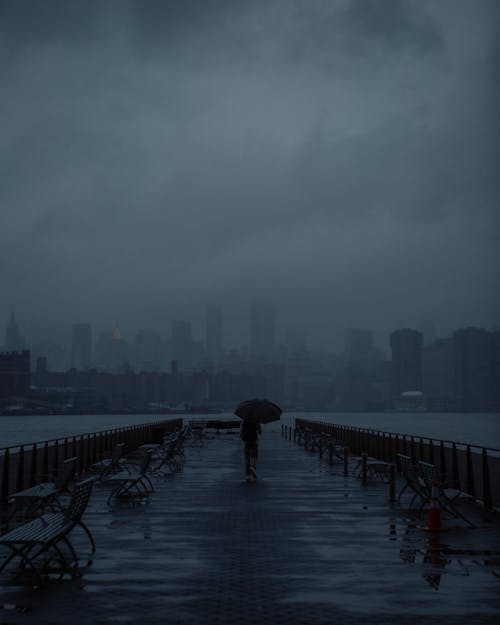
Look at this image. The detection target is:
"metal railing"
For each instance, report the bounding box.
[0,418,183,503]
[291,418,500,510]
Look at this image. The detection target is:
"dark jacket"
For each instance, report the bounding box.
[240,419,261,443]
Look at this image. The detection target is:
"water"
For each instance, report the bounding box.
[287,411,500,449]
[0,414,164,449]
[1,411,499,449]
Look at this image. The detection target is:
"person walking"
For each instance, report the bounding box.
[240,416,262,482]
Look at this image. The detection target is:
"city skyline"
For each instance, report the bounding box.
[3,305,498,363]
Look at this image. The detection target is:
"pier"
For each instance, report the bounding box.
[0,419,499,625]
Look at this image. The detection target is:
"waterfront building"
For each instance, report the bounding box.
[134,330,162,372]
[422,338,455,410]
[453,327,494,411]
[0,350,30,399]
[30,341,68,372]
[109,323,129,371]
[71,323,92,370]
[250,301,275,362]
[390,328,423,399]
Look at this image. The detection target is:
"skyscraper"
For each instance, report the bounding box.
[390,328,423,398]
[206,306,223,365]
[453,327,493,411]
[71,323,92,369]
[4,313,25,351]
[250,302,276,362]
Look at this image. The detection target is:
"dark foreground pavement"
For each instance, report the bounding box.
[1,425,499,625]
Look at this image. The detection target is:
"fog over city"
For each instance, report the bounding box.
[1,0,499,350]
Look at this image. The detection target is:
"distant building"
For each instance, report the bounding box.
[0,350,30,399]
[94,331,112,370]
[4,313,25,351]
[71,323,92,370]
[422,338,455,410]
[206,307,223,365]
[390,328,423,399]
[109,323,129,371]
[453,327,493,411]
[250,302,275,362]
[134,330,162,372]
[30,341,68,372]
[171,320,193,370]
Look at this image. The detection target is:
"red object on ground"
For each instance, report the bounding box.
[425,481,448,532]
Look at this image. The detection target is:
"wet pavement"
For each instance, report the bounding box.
[1,426,499,625]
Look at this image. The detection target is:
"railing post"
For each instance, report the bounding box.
[428,439,435,466]
[482,449,492,511]
[466,445,475,497]
[343,447,349,476]
[29,443,37,487]
[439,441,447,482]
[79,436,84,475]
[452,443,460,489]
[361,452,368,486]
[42,441,49,478]
[86,434,91,472]
[389,464,396,503]
[52,440,59,476]
[1,449,10,504]
[16,446,25,492]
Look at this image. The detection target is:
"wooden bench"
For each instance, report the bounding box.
[396,454,429,508]
[152,427,190,474]
[104,451,154,505]
[417,461,475,527]
[0,478,95,583]
[9,456,78,521]
[91,443,126,480]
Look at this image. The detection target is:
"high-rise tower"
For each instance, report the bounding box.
[4,313,25,351]
[390,328,423,398]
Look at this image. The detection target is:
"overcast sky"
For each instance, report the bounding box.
[1,0,499,350]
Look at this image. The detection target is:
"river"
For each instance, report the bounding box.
[1,411,499,449]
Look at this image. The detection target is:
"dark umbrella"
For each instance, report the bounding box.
[234,398,283,424]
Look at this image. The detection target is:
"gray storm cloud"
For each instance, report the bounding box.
[0,0,498,348]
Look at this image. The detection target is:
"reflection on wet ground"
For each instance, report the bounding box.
[0,428,499,625]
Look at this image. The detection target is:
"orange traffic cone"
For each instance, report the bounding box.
[424,481,448,532]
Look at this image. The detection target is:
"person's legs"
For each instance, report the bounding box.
[248,443,258,480]
[244,443,252,479]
